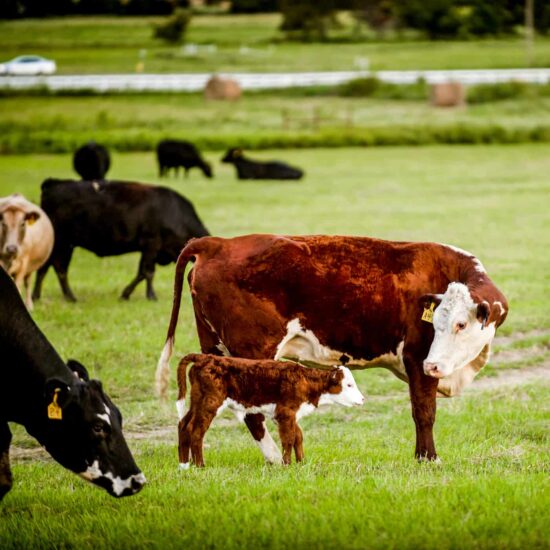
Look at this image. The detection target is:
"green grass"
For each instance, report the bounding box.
[1,14,550,73]
[2,92,550,153]
[0,146,548,548]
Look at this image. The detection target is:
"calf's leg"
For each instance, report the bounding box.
[188,399,222,468]
[294,425,304,462]
[244,414,282,464]
[0,423,13,500]
[275,410,298,465]
[178,411,193,469]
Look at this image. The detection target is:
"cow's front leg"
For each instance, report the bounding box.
[244,414,282,464]
[275,409,298,465]
[405,355,439,461]
[0,423,13,500]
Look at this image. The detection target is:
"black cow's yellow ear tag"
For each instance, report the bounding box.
[47,388,63,420]
[421,302,436,323]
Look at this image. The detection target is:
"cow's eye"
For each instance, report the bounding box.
[347,384,353,388]
[92,422,105,435]
[456,322,467,331]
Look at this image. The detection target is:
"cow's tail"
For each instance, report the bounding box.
[175,354,198,420]
[155,239,204,399]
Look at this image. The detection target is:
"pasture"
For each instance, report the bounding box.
[2,14,550,74]
[0,146,548,548]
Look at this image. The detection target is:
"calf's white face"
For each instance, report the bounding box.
[326,367,365,407]
[423,283,496,379]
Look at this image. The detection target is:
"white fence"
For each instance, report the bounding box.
[1,68,549,92]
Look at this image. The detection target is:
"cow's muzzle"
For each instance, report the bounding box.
[423,362,445,379]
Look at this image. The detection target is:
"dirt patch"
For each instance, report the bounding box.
[469,362,550,392]
[494,329,550,348]
[491,343,550,365]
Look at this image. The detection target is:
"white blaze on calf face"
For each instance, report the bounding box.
[320,367,365,407]
[424,283,496,379]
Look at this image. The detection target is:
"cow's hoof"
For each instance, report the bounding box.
[120,294,130,301]
[64,295,77,303]
[418,456,442,465]
[179,463,190,471]
[147,294,158,301]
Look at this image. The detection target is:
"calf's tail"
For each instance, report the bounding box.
[175,354,198,420]
[155,239,205,399]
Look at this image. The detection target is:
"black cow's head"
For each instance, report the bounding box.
[221,148,242,163]
[39,360,145,498]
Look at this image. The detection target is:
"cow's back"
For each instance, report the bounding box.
[187,234,460,361]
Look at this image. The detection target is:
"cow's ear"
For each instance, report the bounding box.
[234,148,243,157]
[25,211,40,225]
[67,359,90,381]
[44,378,73,410]
[329,368,342,386]
[419,293,443,309]
[476,301,491,329]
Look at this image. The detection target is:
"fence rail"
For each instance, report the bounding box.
[1,68,549,92]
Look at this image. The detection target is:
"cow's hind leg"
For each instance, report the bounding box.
[121,246,157,301]
[244,414,282,465]
[0,423,13,500]
[405,354,439,461]
[188,399,222,468]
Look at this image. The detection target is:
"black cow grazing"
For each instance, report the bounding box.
[0,267,145,499]
[32,179,210,303]
[73,142,111,181]
[222,148,304,180]
[157,139,213,179]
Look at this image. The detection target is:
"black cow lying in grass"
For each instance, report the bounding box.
[0,266,145,499]
[73,141,111,181]
[157,139,213,179]
[32,179,209,302]
[222,148,304,180]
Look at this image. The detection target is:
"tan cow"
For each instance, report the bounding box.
[0,194,54,309]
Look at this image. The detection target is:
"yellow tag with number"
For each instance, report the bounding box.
[47,389,62,420]
[27,217,36,226]
[421,302,436,323]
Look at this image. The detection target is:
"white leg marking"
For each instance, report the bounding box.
[179,462,190,471]
[176,399,186,421]
[254,422,282,464]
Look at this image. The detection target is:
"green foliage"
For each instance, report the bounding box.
[279,0,340,41]
[338,76,428,99]
[153,8,192,44]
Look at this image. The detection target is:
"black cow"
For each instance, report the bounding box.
[0,267,145,499]
[157,140,213,179]
[222,148,304,180]
[73,142,111,181]
[32,179,210,302]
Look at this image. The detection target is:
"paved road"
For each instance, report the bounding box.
[1,68,549,92]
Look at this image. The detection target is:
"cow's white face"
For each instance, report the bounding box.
[423,283,496,379]
[330,367,365,407]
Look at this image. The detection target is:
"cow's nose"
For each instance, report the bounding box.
[424,362,442,378]
[131,472,147,494]
[5,245,17,256]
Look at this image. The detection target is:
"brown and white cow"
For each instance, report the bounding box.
[176,353,365,468]
[157,234,508,461]
[0,194,54,310]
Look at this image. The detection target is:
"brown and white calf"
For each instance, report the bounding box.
[176,354,365,468]
[0,194,54,310]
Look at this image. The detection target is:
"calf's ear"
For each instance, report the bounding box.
[67,359,90,381]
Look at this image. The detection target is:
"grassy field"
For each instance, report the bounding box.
[3,91,550,153]
[1,14,550,74]
[0,146,548,548]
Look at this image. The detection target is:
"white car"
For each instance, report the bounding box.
[0,55,57,76]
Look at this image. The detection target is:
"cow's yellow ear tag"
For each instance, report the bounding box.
[26,217,36,226]
[47,389,63,420]
[421,302,435,323]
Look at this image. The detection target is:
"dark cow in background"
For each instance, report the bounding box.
[157,140,213,179]
[0,267,145,499]
[222,148,304,180]
[32,179,209,302]
[157,234,508,462]
[73,142,111,181]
